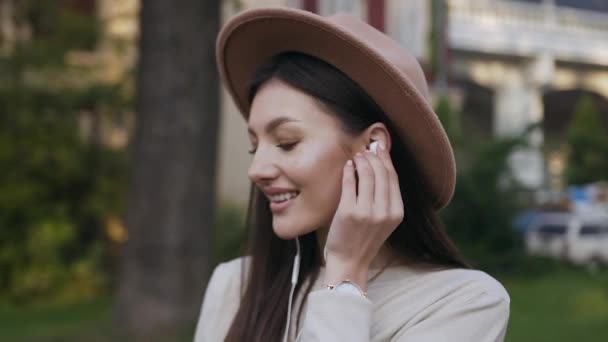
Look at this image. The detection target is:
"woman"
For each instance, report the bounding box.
[195,7,510,342]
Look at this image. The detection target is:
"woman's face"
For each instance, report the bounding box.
[247,78,355,239]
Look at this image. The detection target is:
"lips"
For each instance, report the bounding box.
[262,187,300,213]
[263,187,298,198]
[268,191,299,202]
[269,192,299,213]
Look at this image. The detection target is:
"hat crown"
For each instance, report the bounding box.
[327,13,431,101]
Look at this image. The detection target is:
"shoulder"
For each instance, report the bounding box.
[210,256,251,285]
[374,265,509,311]
[193,256,251,342]
[422,267,509,301]
[382,267,511,341]
[206,256,252,300]
[406,267,510,325]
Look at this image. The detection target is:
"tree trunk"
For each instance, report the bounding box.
[115,0,219,338]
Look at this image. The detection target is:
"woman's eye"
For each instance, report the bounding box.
[247,142,298,155]
[277,142,298,151]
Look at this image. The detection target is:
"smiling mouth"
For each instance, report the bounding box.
[268,191,300,213]
[269,191,300,203]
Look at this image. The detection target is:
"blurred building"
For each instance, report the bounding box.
[0,0,138,150]
[96,0,139,83]
[448,0,608,193]
[219,0,608,207]
[6,0,605,208]
[0,0,138,85]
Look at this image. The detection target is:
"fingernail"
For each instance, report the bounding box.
[346,160,353,166]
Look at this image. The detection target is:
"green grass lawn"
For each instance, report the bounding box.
[0,297,113,341]
[503,269,608,342]
[0,297,195,342]
[0,269,606,341]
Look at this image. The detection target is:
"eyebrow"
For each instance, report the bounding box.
[247,116,301,136]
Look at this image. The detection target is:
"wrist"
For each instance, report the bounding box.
[324,258,369,291]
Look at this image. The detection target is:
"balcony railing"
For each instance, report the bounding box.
[447,0,608,65]
[449,0,608,34]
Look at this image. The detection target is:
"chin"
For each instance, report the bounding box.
[272,219,315,240]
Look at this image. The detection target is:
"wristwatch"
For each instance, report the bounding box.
[326,280,368,298]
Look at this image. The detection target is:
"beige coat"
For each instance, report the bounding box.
[194,257,510,341]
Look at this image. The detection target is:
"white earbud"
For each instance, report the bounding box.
[369,141,379,154]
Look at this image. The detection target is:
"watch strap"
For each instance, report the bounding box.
[326,280,368,298]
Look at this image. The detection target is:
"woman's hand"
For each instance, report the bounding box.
[324,143,404,289]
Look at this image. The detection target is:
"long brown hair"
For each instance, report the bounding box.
[224,52,469,342]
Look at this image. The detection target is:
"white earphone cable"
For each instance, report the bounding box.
[283,237,301,342]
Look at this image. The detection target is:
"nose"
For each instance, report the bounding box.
[247,148,280,184]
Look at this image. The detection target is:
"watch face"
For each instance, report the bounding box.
[334,281,364,296]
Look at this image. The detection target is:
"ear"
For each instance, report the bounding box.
[362,123,392,152]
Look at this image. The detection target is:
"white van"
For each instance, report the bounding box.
[525,212,608,272]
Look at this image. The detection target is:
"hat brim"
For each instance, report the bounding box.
[217,8,455,210]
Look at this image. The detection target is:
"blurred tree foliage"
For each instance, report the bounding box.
[436,96,528,273]
[565,95,608,185]
[0,0,130,302]
[213,202,247,265]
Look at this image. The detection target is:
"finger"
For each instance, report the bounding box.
[353,152,374,209]
[365,150,389,209]
[389,178,405,222]
[338,159,356,210]
[377,143,404,216]
[376,142,397,175]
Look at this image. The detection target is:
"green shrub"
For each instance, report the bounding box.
[565,95,608,185]
[0,86,128,302]
[213,203,247,265]
[436,96,529,273]
[0,1,128,303]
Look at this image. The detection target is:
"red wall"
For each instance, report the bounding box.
[303,0,318,13]
[368,0,385,32]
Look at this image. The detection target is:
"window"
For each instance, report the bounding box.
[580,225,600,236]
[579,225,608,236]
[538,224,567,235]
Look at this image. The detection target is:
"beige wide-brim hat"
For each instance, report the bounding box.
[216,7,456,210]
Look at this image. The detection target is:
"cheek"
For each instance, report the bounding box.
[290,144,344,187]
[289,144,346,223]
[290,141,346,174]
